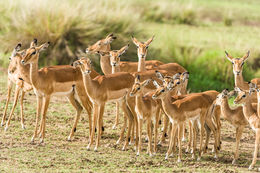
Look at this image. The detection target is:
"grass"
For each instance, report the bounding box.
[0,69,259,172]
[1,0,260,91]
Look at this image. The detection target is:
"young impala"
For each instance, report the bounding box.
[234,84,260,171]
[129,75,160,156]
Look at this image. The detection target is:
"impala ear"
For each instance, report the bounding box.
[225,51,233,62]
[152,79,160,89]
[173,73,181,80]
[145,35,155,46]
[10,43,22,60]
[37,42,50,52]
[155,70,164,80]
[242,50,250,61]
[248,81,257,89]
[131,35,140,47]
[118,44,129,56]
[30,38,37,48]
[141,79,151,86]
[234,87,242,92]
[105,33,116,44]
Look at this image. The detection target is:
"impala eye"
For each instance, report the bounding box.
[232,62,234,65]
[31,51,36,55]
[137,87,140,90]
[242,95,246,98]
[161,89,165,93]
[146,46,149,49]
[241,62,244,66]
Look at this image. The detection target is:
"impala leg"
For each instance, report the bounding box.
[186,121,192,153]
[160,114,169,144]
[2,80,12,126]
[249,129,260,170]
[20,90,25,129]
[177,122,183,162]
[165,123,177,160]
[87,104,98,150]
[67,94,83,141]
[5,84,21,131]
[147,119,152,156]
[204,117,218,158]
[182,122,186,142]
[154,109,160,154]
[137,117,143,156]
[31,95,43,143]
[198,117,205,161]
[117,113,127,145]
[40,96,50,143]
[192,122,197,159]
[112,101,120,129]
[233,126,244,164]
[121,101,133,151]
[76,92,93,139]
[94,104,105,151]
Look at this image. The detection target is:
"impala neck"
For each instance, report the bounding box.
[257,93,260,117]
[135,90,145,109]
[138,57,146,72]
[100,55,112,75]
[220,98,233,121]
[242,98,256,121]
[161,92,176,117]
[111,65,120,74]
[82,72,99,100]
[234,73,249,90]
[17,58,31,84]
[29,62,40,89]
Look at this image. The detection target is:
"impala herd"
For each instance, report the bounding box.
[2,34,260,170]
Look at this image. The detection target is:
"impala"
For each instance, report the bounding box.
[75,58,136,151]
[234,84,260,170]
[2,40,36,130]
[20,41,96,143]
[129,75,160,156]
[215,89,256,164]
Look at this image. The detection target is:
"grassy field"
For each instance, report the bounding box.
[0,70,259,172]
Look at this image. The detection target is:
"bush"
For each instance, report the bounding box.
[0,0,140,72]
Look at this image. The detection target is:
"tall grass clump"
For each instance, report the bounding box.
[0,0,141,72]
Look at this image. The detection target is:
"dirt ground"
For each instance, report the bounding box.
[0,71,258,172]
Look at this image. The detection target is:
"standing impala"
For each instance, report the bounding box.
[234,84,260,171]
[75,58,135,151]
[129,75,160,156]
[215,89,256,164]
[2,40,36,130]
[20,41,96,143]
[152,74,219,161]
[225,50,259,102]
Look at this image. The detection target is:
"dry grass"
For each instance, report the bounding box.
[0,71,259,172]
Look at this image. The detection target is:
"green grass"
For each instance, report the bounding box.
[0,0,260,91]
[0,69,259,172]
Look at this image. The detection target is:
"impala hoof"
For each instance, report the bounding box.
[232,159,236,165]
[149,153,153,157]
[165,154,169,160]
[192,154,195,159]
[116,139,120,145]
[197,157,201,161]
[1,122,4,127]
[112,125,117,130]
[190,149,194,154]
[40,139,44,144]
[185,148,190,153]
[21,124,25,129]
[31,137,35,143]
[122,146,126,151]
[4,126,8,131]
[136,152,140,156]
[248,164,254,170]
[182,137,186,142]
[94,147,98,152]
[86,145,91,151]
[214,154,218,159]
[177,158,182,163]
[67,136,71,141]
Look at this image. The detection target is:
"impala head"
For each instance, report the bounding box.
[180,71,189,83]
[109,44,129,67]
[225,50,250,76]
[233,82,256,105]
[21,41,50,65]
[155,70,181,88]
[215,89,229,106]
[74,58,92,75]
[152,73,181,99]
[129,75,151,97]
[85,33,117,53]
[9,43,22,60]
[132,35,154,59]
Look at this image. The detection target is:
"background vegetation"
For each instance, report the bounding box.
[1,0,260,92]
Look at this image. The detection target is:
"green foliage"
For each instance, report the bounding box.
[224,17,233,26]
